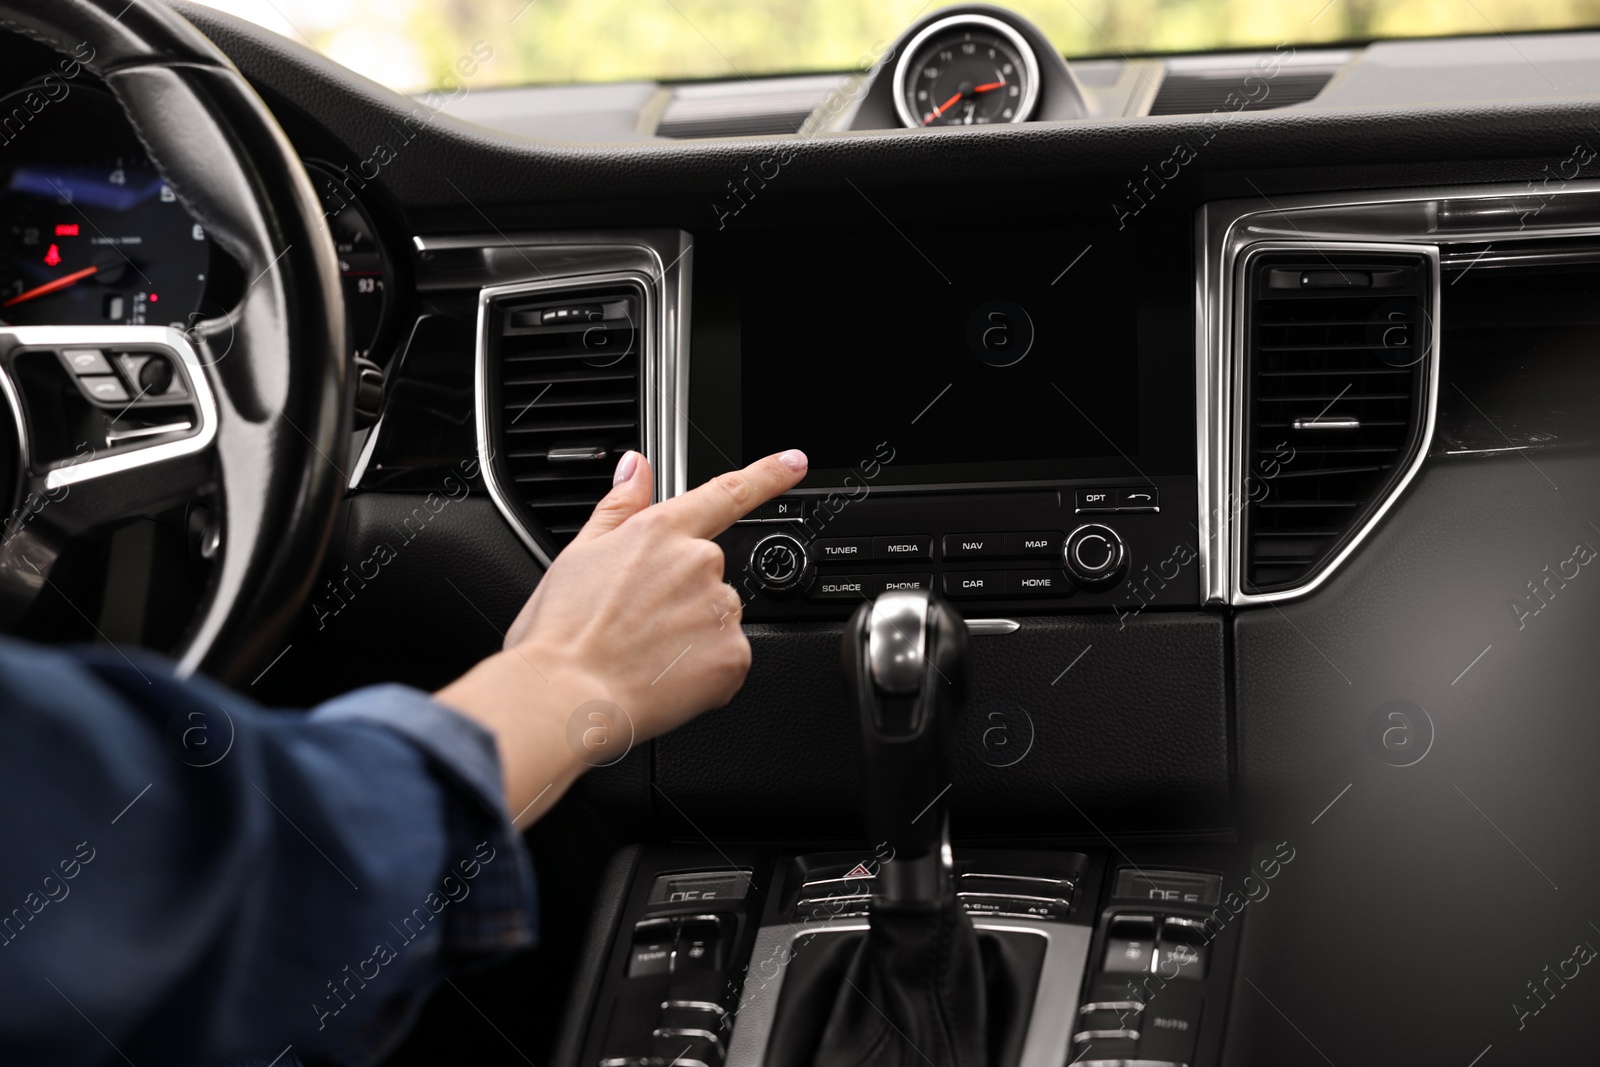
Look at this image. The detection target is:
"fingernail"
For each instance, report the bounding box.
[613,450,639,486]
[778,449,808,472]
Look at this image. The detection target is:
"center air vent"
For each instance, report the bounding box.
[1149,66,1335,116]
[1239,248,1436,597]
[482,280,645,559]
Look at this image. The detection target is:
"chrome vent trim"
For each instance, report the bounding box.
[1199,179,1600,606]
[454,233,690,568]
[1232,243,1439,600]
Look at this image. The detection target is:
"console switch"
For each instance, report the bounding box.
[1158,916,1209,979]
[1139,981,1204,1065]
[1103,914,1158,974]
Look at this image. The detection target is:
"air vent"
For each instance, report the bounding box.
[483,282,644,556]
[1148,67,1334,116]
[655,80,829,138]
[1239,249,1435,596]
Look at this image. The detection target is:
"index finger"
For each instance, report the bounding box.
[655,450,809,538]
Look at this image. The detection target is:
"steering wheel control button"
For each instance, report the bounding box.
[80,376,130,404]
[1075,488,1116,512]
[943,532,1003,559]
[810,574,870,602]
[1009,570,1070,597]
[1064,524,1128,590]
[1117,486,1160,511]
[812,537,870,562]
[60,348,112,376]
[1103,914,1159,973]
[873,534,933,561]
[874,573,934,595]
[943,571,1006,598]
[748,532,812,596]
[1003,531,1063,558]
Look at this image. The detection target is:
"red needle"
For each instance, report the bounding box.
[4,264,99,308]
[923,91,965,124]
[974,80,1006,92]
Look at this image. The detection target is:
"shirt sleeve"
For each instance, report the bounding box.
[0,638,537,1067]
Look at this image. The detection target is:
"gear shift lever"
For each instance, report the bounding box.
[841,590,968,902]
[762,592,1034,1067]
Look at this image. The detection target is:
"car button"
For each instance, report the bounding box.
[942,533,1002,559]
[943,571,1005,597]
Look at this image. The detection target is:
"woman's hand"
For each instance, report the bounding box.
[435,448,807,826]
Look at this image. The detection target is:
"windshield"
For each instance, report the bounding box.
[194,0,1600,92]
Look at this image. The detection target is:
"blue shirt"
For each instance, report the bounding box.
[0,638,537,1066]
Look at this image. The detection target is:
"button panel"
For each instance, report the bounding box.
[1077,486,1160,513]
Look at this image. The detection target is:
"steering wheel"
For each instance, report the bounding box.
[0,0,346,683]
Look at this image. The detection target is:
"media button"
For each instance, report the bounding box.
[943,571,1005,598]
[942,533,1003,559]
[1004,531,1062,558]
[812,537,871,562]
[1075,488,1116,512]
[874,573,933,595]
[810,574,870,601]
[873,535,932,561]
[1009,570,1071,596]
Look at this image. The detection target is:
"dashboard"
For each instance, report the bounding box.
[8,2,1600,1064]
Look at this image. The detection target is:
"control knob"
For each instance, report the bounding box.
[1063,523,1127,590]
[747,532,813,596]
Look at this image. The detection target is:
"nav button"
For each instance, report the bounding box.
[942,533,1002,559]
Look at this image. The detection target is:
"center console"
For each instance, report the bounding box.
[687,222,1200,620]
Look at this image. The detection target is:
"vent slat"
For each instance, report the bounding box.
[1241,251,1431,595]
[486,286,644,554]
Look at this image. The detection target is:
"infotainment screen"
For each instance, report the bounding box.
[687,223,1193,490]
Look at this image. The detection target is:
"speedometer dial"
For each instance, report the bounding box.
[894,14,1041,128]
[0,87,207,327]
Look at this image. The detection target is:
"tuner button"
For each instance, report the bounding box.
[748,533,813,597]
[1063,524,1127,591]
